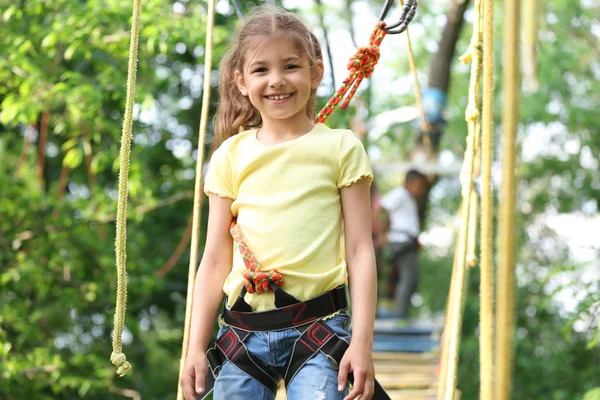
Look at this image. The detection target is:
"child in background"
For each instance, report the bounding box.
[380,169,429,318]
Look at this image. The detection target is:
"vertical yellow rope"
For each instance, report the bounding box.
[466,191,479,268]
[441,0,483,397]
[521,0,539,92]
[480,0,495,397]
[495,0,520,397]
[399,0,427,133]
[437,243,460,400]
[176,0,216,398]
[110,0,143,377]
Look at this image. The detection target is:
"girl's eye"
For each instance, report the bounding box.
[285,64,299,70]
[252,67,267,74]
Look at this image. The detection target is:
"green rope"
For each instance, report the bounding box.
[111,0,143,377]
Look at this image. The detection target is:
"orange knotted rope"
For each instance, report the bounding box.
[230,219,284,294]
[315,22,388,123]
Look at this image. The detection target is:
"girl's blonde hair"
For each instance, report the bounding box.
[214,5,323,143]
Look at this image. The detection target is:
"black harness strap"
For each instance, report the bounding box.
[204,327,279,396]
[284,320,391,400]
[200,286,390,400]
[224,284,348,331]
[283,320,337,387]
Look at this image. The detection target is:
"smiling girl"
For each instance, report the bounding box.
[180,6,378,400]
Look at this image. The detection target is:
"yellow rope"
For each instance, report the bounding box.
[110,0,143,377]
[479,0,495,397]
[176,0,216,398]
[495,0,520,396]
[466,191,479,268]
[521,0,539,92]
[399,0,427,134]
[442,0,483,396]
[437,243,460,400]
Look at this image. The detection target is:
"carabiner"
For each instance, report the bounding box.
[378,0,418,35]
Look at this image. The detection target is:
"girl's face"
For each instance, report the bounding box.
[235,37,323,127]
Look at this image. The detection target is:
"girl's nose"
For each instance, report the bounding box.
[269,73,286,88]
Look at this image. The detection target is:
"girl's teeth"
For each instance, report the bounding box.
[269,94,290,100]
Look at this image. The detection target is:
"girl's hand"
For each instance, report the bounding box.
[337,341,375,400]
[180,352,208,400]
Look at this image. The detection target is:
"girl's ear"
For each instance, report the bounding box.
[311,60,325,89]
[235,69,249,96]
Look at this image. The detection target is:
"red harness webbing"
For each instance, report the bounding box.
[230,219,284,294]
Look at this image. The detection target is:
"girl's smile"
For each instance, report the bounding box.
[235,37,323,135]
[264,92,294,103]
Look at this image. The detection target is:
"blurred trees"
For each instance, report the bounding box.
[1,0,598,399]
[1,0,236,398]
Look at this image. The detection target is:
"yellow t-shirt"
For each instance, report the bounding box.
[204,123,373,311]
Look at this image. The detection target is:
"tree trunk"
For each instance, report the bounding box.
[428,0,471,92]
[314,0,336,89]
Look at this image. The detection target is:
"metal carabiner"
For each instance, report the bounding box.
[378,0,418,35]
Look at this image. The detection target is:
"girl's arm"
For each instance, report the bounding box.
[180,194,233,399]
[338,177,377,400]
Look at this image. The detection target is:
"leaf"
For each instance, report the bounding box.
[64,44,77,61]
[41,32,58,49]
[584,388,600,400]
[61,138,79,152]
[63,148,83,169]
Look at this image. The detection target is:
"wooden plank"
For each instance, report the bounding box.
[373,351,439,363]
[376,372,436,389]
[373,337,440,353]
[387,389,462,400]
[374,363,436,374]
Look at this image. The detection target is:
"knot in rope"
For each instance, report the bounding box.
[110,351,132,377]
[347,45,381,81]
[243,270,284,294]
[465,105,480,122]
[315,22,387,123]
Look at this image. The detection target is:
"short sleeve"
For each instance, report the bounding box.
[204,144,235,199]
[337,130,373,188]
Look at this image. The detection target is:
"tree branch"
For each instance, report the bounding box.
[15,125,34,178]
[156,212,194,277]
[344,0,359,49]
[108,385,141,400]
[37,110,50,188]
[94,191,195,223]
[82,124,96,188]
[314,0,336,89]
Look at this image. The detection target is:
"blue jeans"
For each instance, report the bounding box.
[213,313,352,400]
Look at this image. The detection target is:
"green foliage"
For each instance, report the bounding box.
[0,0,242,398]
[1,0,599,399]
[413,0,600,399]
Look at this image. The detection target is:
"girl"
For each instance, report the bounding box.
[180,6,377,400]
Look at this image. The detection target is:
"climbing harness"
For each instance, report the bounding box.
[199,222,390,399]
